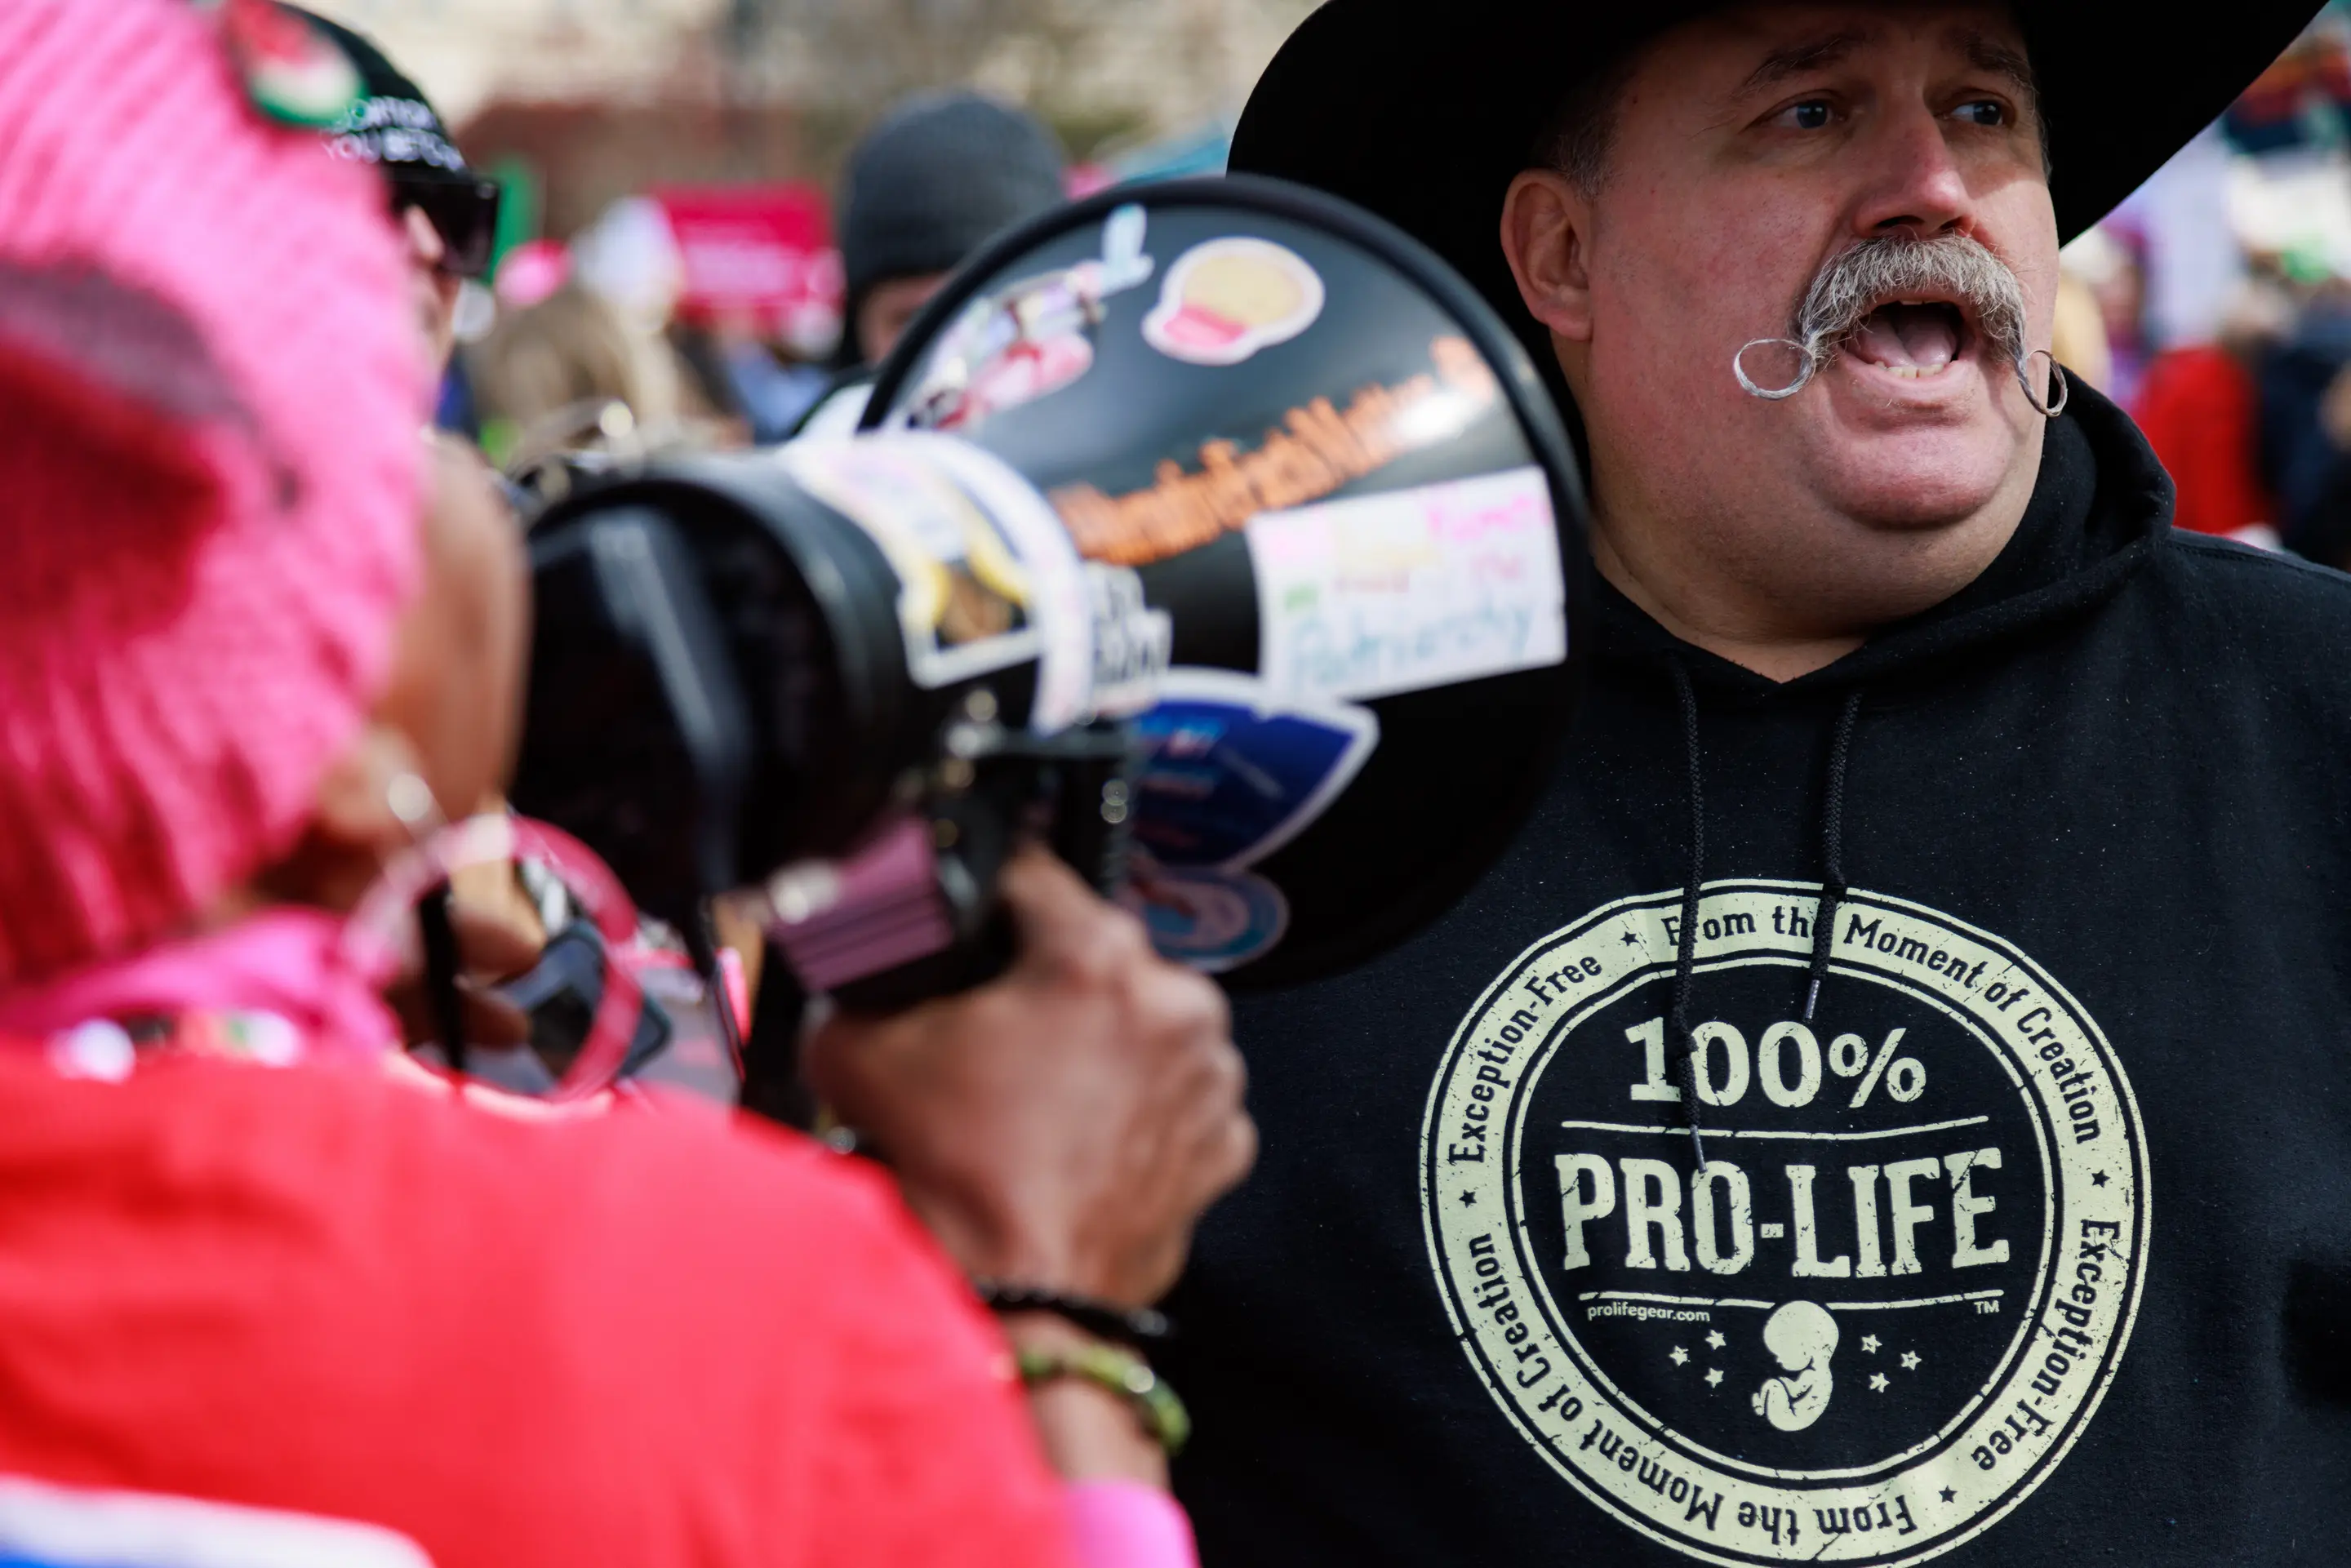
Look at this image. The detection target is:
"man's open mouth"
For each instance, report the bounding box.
[1844,300,1971,380]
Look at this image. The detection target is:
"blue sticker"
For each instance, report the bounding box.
[1123,864,1290,975]
[1129,668,1379,870]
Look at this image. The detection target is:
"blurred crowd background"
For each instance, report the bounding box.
[309,0,2351,570]
[305,0,1310,458]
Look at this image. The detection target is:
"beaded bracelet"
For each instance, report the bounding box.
[1014,1340,1192,1458]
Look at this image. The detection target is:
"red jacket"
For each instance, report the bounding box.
[0,1052,1073,1568]
[2132,344,2274,537]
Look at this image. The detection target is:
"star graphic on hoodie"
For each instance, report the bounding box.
[1459,1188,1477,1206]
[1869,1373,1890,1393]
[1705,1330,1727,1350]
[1901,1350,1922,1370]
[1940,1487,1957,1504]
[1861,1335,1882,1354]
[1670,1345,1690,1366]
[2091,1170,2109,1187]
[1621,931,1642,947]
[1704,1367,1723,1388]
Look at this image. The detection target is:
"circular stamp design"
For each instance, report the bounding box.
[1421,882,2149,1566]
[1123,863,1289,974]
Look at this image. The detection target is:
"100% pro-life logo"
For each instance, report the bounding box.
[1422,882,2148,1567]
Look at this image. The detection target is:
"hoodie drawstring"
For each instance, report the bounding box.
[1665,666,1866,1172]
[1666,659,1709,1172]
[1802,690,1865,1022]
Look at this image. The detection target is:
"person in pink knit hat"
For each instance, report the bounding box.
[0,3,1248,1565]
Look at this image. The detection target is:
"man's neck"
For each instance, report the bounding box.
[1589,526,1864,683]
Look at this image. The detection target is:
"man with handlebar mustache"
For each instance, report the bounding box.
[1167,2,2351,1566]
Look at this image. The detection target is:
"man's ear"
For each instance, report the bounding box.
[1500,169,1597,344]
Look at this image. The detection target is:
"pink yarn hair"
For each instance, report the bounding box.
[0,0,423,981]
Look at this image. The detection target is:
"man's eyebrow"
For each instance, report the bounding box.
[1953,26,2039,100]
[1733,24,2041,104]
[1738,28,1878,96]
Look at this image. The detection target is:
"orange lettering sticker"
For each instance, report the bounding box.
[1050,335,1503,568]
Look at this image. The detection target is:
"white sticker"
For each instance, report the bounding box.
[780,435,1093,730]
[904,435,1097,733]
[1142,237,1325,366]
[779,439,1042,689]
[1083,563,1172,719]
[901,203,1156,431]
[1246,464,1567,704]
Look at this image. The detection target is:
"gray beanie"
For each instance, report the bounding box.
[838,92,1067,325]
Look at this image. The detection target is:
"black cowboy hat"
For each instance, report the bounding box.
[1230,0,2322,406]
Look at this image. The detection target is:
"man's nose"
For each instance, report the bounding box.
[1849,102,1975,242]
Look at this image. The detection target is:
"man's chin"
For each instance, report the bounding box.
[1798,424,2031,535]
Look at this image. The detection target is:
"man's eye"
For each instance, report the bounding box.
[1776,100,1833,131]
[1953,100,2006,127]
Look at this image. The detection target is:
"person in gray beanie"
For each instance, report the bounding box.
[797,92,1066,438]
[839,91,1067,366]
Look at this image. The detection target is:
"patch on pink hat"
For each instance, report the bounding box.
[0,0,423,981]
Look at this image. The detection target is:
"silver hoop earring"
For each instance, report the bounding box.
[2015,349,2069,418]
[1734,338,1817,401]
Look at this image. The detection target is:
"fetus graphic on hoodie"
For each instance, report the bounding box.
[1750,1301,1836,1432]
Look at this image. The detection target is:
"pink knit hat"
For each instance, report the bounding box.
[0,0,422,981]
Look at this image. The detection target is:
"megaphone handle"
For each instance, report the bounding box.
[824,788,1021,1013]
[823,725,1133,1013]
[828,913,1017,1013]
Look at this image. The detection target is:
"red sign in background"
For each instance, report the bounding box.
[652,184,843,349]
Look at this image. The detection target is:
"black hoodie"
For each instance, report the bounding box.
[1165,384,2351,1566]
